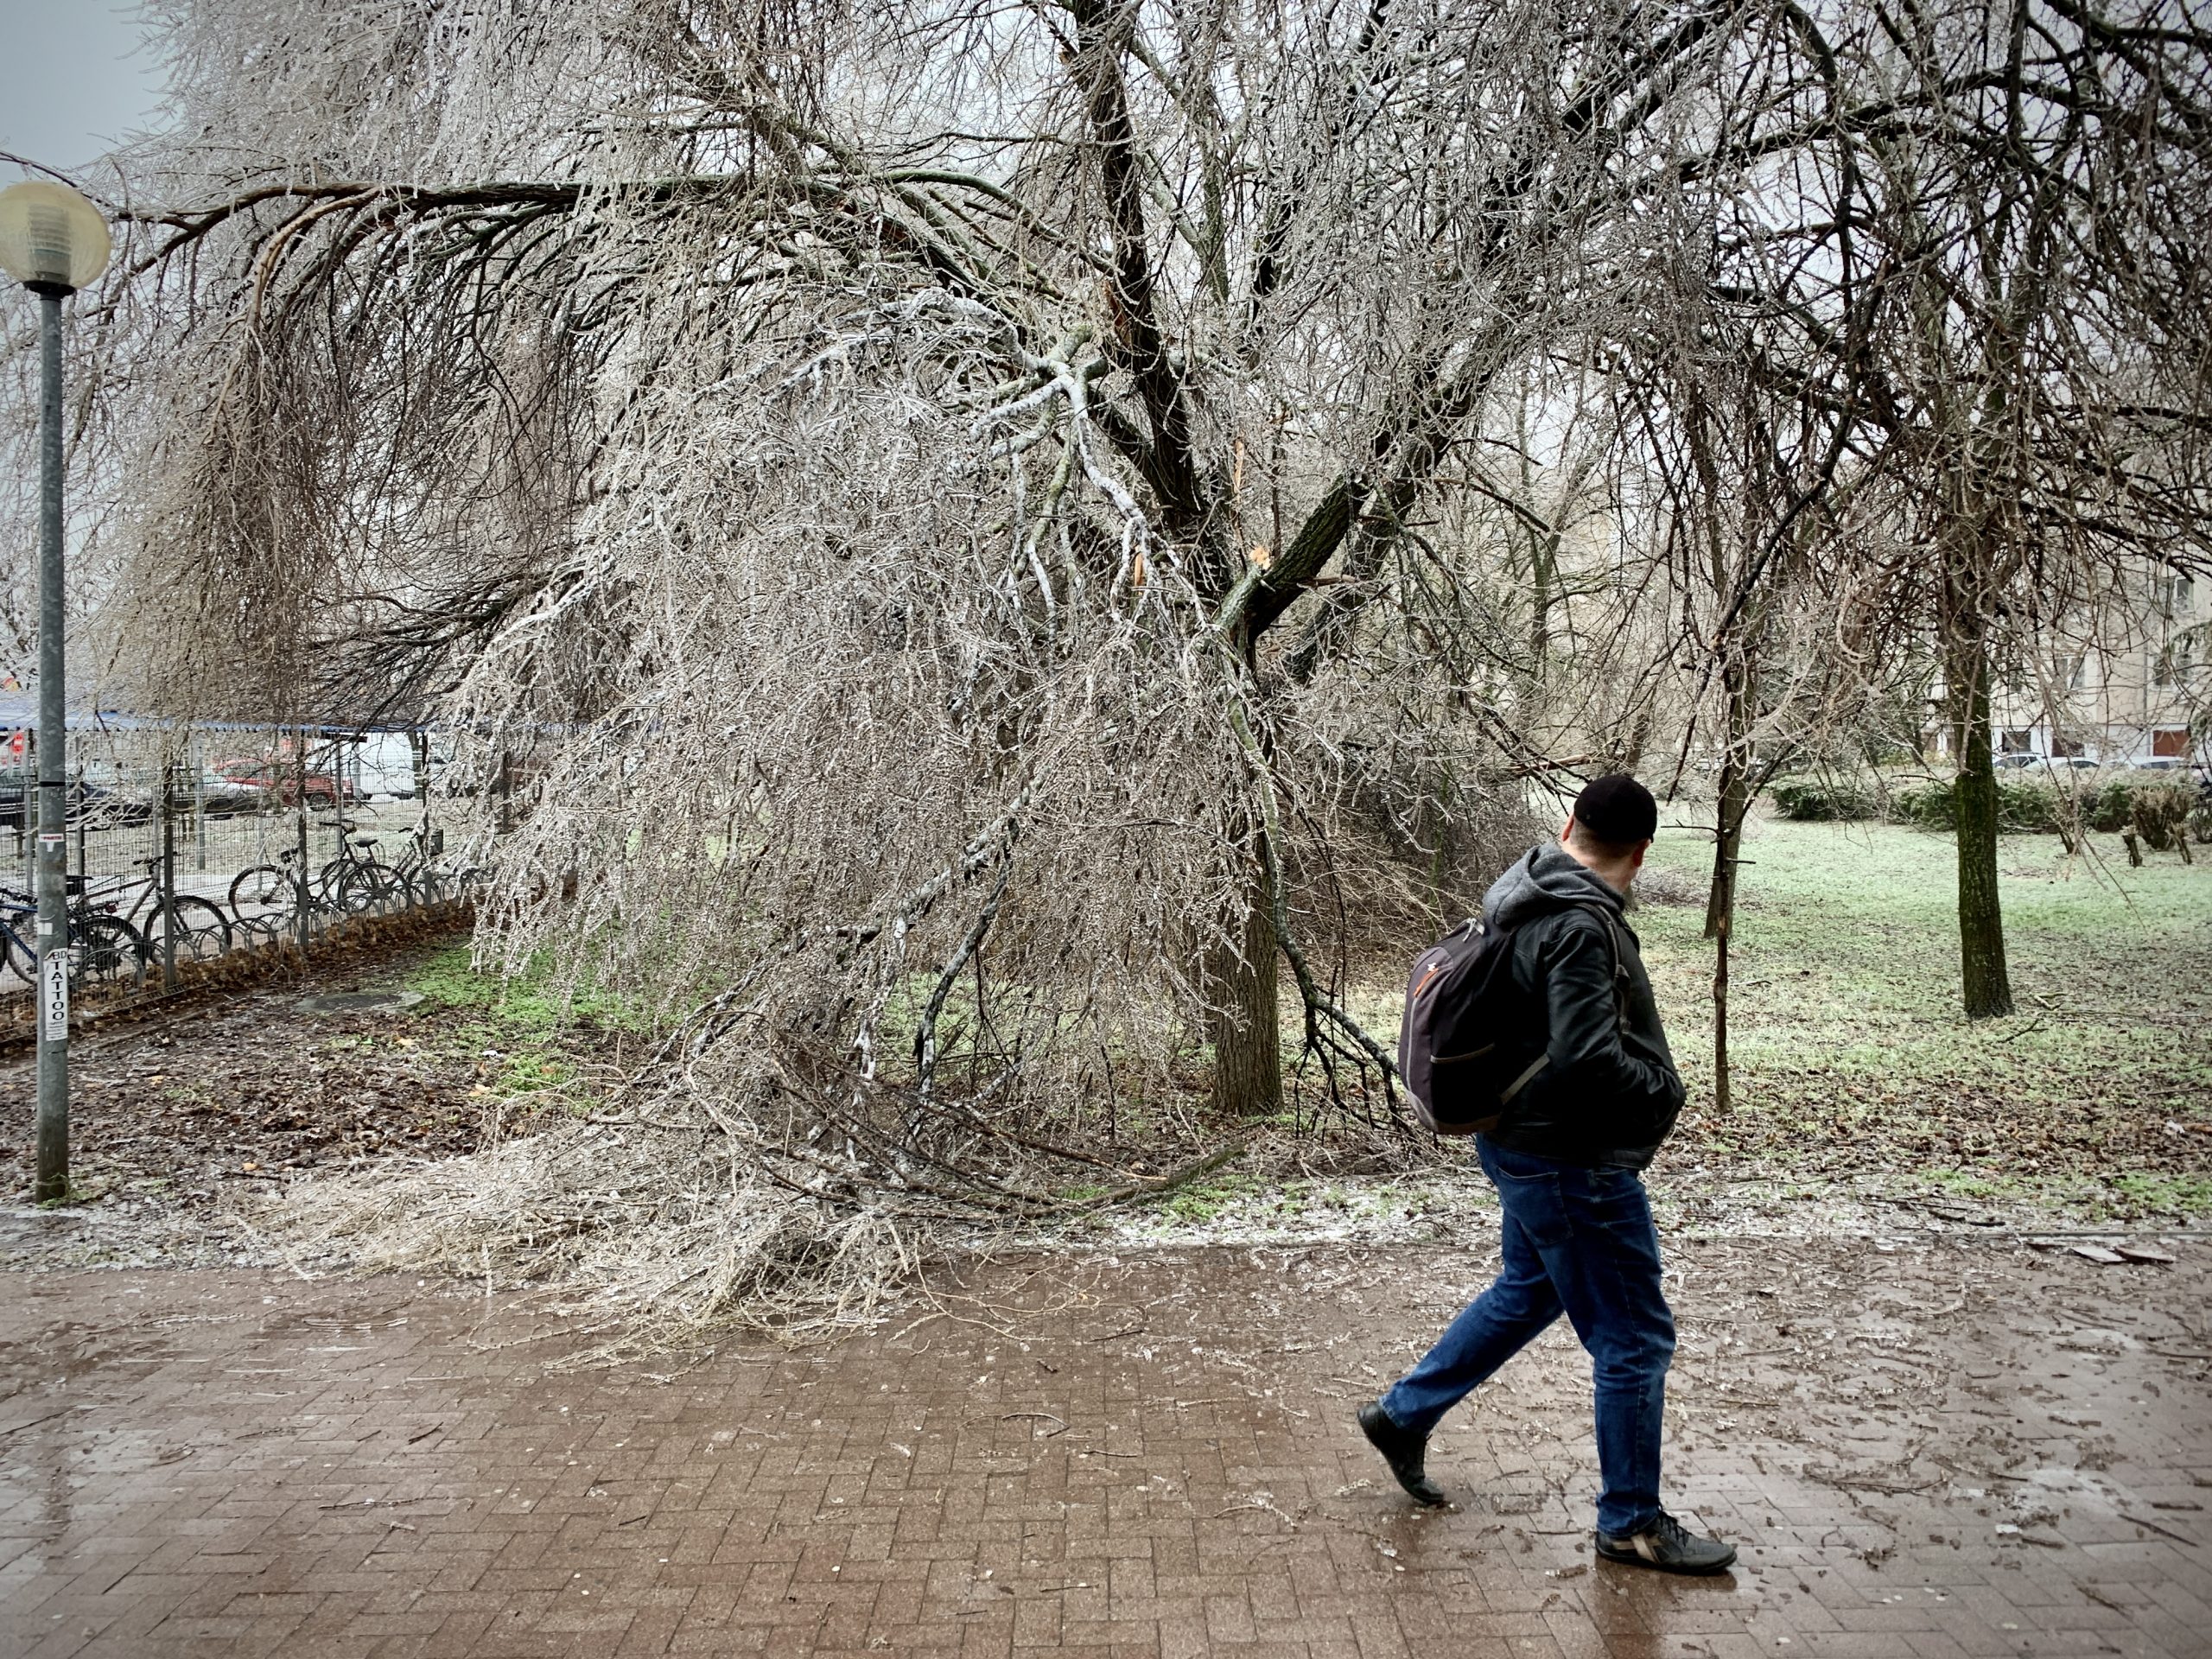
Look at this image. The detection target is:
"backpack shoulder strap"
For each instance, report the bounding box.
[1491,902,1628,1110]
[1558,900,1630,1016]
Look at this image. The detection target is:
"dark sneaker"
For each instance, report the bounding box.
[1594,1510,1737,1574]
[1357,1401,1447,1506]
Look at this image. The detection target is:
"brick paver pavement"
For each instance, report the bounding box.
[0,1232,2206,1656]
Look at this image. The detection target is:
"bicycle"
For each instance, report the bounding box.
[229,817,402,929]
[227,842,346,935]
[381,817,479,906]
[78,858,234,966]
[0,881,149,995]
[0,899,35,986]
[233,814,467,922]
[315,819,408,914]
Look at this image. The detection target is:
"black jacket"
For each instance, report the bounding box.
[1478,844,1685,1169]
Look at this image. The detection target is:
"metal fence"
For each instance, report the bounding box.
[1,728,483,1017]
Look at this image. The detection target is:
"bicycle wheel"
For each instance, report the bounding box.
[229,863,294,915]
[0,918,29,982]
[380,866,422,911]
[328,859,389,914]
[151,896,233,964]
[397,858,440,911]
[69,914,146,994]
[359,859,404,914]
[233,912,286,950]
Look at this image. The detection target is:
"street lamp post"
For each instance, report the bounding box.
[0,181,112,1204]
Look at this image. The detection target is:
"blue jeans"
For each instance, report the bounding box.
[1379,1138,1675,1535]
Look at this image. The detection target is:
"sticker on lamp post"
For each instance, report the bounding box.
[40,950,69,1042]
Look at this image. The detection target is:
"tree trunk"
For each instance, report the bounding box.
[1528,530,1556,696]
[1206,847,1284,1117]
[1704,650,1755,940]
[1704,643,1756,1108]
[1617,698,1654,777]
[1946,614,2013,1018]
[1711,906,1732,1115]
[1706,747,1745,1115]
[1703,779,1746,940]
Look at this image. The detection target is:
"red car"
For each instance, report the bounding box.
[216,758,359,810]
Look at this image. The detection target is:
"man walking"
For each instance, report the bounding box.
[1359,774,1735,1574]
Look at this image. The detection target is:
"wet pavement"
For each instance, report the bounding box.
[0,1233,2206,1657]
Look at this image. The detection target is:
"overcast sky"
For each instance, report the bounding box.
[0,2,168,177]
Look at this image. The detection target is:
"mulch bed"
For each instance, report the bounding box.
[0,927,611,1211]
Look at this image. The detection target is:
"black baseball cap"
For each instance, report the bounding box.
[1573,773,1657,847]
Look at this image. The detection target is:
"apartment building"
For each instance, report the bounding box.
[1984,571,2202,765]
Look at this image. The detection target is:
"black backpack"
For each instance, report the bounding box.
[1397,902,1624,1136]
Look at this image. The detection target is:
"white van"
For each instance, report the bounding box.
[349,732,450,800]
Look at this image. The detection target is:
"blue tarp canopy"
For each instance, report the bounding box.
[0,691,424,736]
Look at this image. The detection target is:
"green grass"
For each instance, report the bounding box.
[404,944,645,1033]
[1158,1170,1262,1224]
[1628,816,2212,1215]
[379,819,2212,1223]
[2104,1170,2212,1211]
[391,944,638,1120]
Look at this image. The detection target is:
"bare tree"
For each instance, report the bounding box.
[1839,0,2212,1016]
[72,0,1873,1144]
[6,0,2196,1297]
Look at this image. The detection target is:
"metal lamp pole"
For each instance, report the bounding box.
[1,181,113,1204]
[30,284,67,1202]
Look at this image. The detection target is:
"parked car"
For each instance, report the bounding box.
[180,770,276,817]
[0,767,154,828]
[215,758,359,810]
[1995,754,2101,773]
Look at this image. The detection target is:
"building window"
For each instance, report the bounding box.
[2158,639,2197,688]
[2155,573,2196,618]
[2152,728,2189,758]
[2000,728,2032,753]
